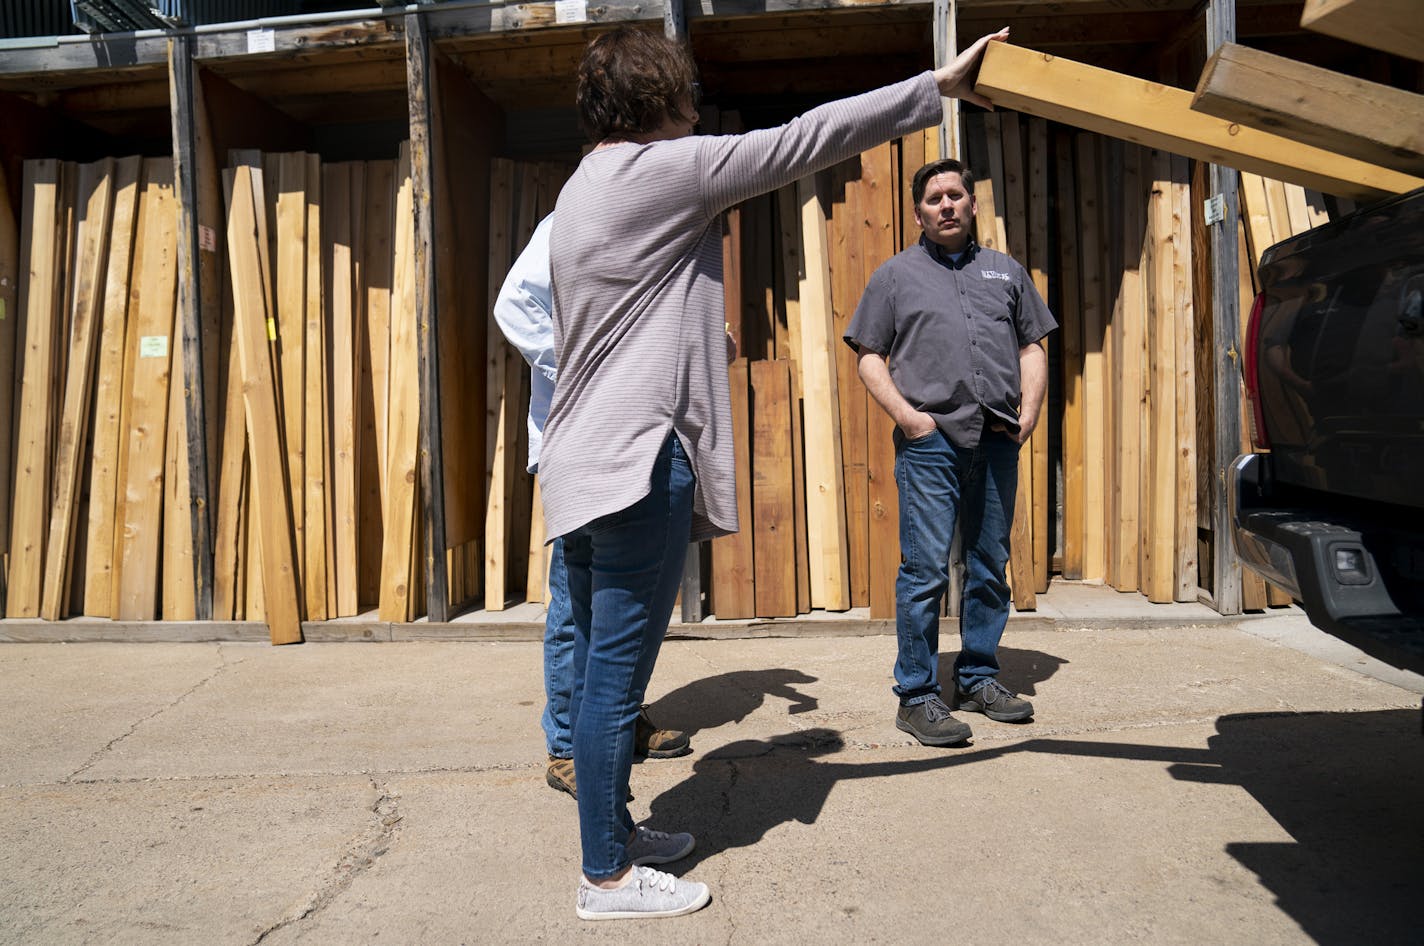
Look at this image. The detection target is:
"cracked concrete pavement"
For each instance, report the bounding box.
[2,597,1421,945]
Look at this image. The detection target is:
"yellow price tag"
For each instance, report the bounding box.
[266,318,278,341]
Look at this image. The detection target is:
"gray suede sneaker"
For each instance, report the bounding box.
[895,695,973,746]
[627,826,695,866]
[954,679,1034,722]
[575,866,711,920]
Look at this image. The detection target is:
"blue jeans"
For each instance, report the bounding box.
[541,537,575,759]
[893,428,1018,704]
[563,432,695,880]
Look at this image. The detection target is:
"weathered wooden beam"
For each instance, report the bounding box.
[406,12,451,622]
[973,42,1424,203]
[169,35,216,620]
[1193,43,1424,177]
[1205,0,1243,616]
[1300,0,1424,63]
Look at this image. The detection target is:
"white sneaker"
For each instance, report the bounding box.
[627,825,695,865]
[575,866,711,920]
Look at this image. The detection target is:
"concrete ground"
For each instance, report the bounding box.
[2,585,1421,945]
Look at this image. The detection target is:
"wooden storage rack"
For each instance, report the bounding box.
[0,0,1417,640]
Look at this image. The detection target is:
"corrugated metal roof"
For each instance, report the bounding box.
[1,0,310,37]
[1,0,79,37]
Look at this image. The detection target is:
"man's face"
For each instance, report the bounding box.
[914,172,977,252]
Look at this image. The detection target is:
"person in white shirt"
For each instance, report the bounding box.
[492,214,692,803]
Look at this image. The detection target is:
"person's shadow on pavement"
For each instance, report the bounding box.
[645,726,1004,871]
[645,668,820,736]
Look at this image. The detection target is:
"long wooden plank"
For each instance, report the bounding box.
[227,164,302,643]
[0,160,18,611]
[1171,156,1197,601]
[776,184,812,616]
[974,43,1422,203]
[359,158,394,609]
[1027,117,1051,595]
[162,315,196,620]
[751,359,796,617]
[1075,135,1107,582]
[711,357,756,619]
[379,146,420,623]
[211,241,247,620]
[829,159,869,610]
[115,158,180,622]
[1113,145,1146,593]
[40,159,114,621]
[1053,131,1084,581]
[1300,0,1424,64]
[998,114,1035,611]
[7,160,62,617]
[273,152,308,599]
[1099,140,1122,592]
[1145,150,1177,604]
[796,173,851,612]
[482,159,517,612]
[1193,43,1424,177]
[302,155,330,622]
[862,142,899,620]
[171,36,218,621]
[328,162,360,618]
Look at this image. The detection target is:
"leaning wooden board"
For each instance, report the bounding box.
[41,158,114,621]
[83,156,143,617]
[115,158,180,621]
[0,161,20,609]
[7,159,62,617]
[226,163,302,643]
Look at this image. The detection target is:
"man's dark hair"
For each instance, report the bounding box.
[576,27,699,143]
[911,158,977,205]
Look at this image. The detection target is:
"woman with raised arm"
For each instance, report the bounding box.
[539,24,1011,921]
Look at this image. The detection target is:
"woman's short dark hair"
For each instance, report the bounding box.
[576,27,699,143]
[912,158,977,205]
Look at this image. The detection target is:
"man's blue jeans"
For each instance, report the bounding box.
[893,428,1018,705]
[563,432,694,880]
[540,537,575,759]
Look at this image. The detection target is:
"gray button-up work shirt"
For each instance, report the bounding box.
[844,237,1057,448]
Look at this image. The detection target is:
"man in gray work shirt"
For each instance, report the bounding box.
[844,158,1056,747]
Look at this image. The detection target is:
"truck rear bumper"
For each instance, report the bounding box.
[1231,453,1424,675]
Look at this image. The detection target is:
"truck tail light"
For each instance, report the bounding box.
[1242,291,1270,450]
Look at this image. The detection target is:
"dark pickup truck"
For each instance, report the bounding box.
[1232,186,1424,676]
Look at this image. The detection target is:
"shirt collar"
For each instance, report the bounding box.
[919,234,978,267]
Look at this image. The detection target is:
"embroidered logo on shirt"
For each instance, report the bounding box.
[982,270,1011,282]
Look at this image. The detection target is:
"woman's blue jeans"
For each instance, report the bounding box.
[893,428,1018,704]
[562,432,694,880]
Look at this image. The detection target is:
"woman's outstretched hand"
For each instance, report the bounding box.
[934,27,1011,108]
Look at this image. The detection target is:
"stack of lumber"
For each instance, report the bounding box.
[964,113,1054,610]
[3,156,193,624]
[482,158,572,612]
[216,146,420,635]
[1051,126,1200,604]
[706,127,948,620]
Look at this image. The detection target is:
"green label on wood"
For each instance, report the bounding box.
[139,335,169,358]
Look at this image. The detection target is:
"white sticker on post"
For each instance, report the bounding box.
[247,28,275,53]
[140,335,169,359]
[199,225,217,253]
[555,0,587,23]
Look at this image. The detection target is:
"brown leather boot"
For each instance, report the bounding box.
[634,706,692,759]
